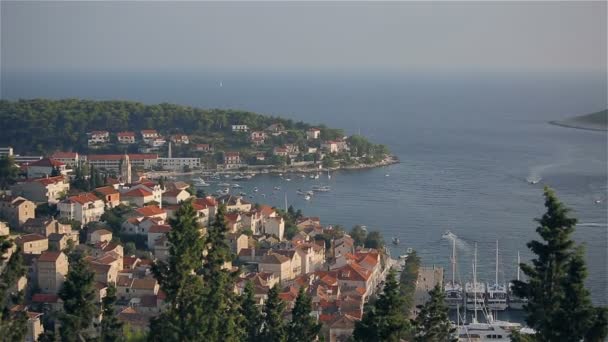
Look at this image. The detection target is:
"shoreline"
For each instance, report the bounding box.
[548,120,607,132]
[145,154,400,178]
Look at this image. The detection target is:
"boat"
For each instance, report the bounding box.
[595,199,602,204]
[455,318,528,341]
[218,182,231,187]
[399,247,414,260]
[304,195,311,201]
[385,174,390,177]
[327,170,331,179]
[392,237,400,245]
[299,174,306,179]
[306,190,314,196]
[253,187,259,192]
[312,185,331,192]
[239,192,247,196]
[192,177,210,187]
[508,251,527,310]
[445,237,464,309]
[232,175,248,181]
[231,184,241,188]
[465,243,486,311]
[486,241,508,311]
[285,178,292,181]
[274,186,281,191]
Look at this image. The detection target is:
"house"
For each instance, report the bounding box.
[157,157,201,171]
[94,185,121,208]
[223,152,241,169]
[15,234,48,254]
[48,233,71,251]
[0,195,35,227]
[296,243,326,273]
[31,293,63,312]
[140,130,159,142]
[274,249,303,277]
[224,213,243,233]
[11,176,70,204]
[50,151,80,166]
[89,229,113,244]
[321,141,339,154]
[58,193,105,226]
[153,236,170,261]
[27,158,67,178]
[334,235,355,257]
[162,189,190,205]
[88,131,110,145]
[227,233,248,255]
[37,251,68,294]
[255,153,266,162]
[118,307,150,332]
[335,263,374,296]
[250,131,267,145]
[217,195,252,212]
[170,134,189,145]
[117,131,136,144]
[327,314,357,342]
[273,147,288,157]
[121,188,155,207]
[266,123,286,135]
[258,253,293,282]
[263,216,285,240]
[0,222,8,236]
[231,125,249,132]
[128,181,163,205]
[22,217,71,237]
[307,128,321,140]
[195,144,213,152]
[150,137,167,147]
[147,224,170,248]
[135,205,167,220]
[25,311,44,342]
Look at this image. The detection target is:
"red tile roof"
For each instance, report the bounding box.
[117,131,135,137]
[149,224,171,234]
[87,154,157,161]
[123,188,153,198]
[29,158,64,167]
[95,186,119,196]
[38,251,63,262]
[136,205,165,217]
[16,233,46,244]
[67,192,100,205]
[32,293,60,303]
[30,175,66,186]
[51,152,77,159]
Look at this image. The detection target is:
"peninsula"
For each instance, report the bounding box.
[549,109,608,132]
[0,99,397,174]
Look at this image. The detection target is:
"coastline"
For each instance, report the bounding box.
[548,120,607,132]
[145,154,400,178]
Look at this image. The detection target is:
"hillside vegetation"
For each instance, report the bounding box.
[550,109,608,131]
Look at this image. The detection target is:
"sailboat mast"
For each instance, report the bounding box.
[495,240,499,285]
[284,192,287,212]
[451,238,456,285]
[473,242,478,323]
[517,251,521,281]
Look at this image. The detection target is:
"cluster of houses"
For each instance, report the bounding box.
[88,129,189,149]
[1,149,388,341]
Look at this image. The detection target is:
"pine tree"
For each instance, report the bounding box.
[199,204,244,341]
[0,238,27,341]
[100,284,124,342]
[412,284,456,342]
[261,284,287,342]
[513,187,608,342]
[58,253,98,341]
[149,201,206,341]
[354,270,410,342]
[287,287,321,342]
[241,281,263,342]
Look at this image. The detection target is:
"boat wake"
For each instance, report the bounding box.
[576,222,608,227]
[441,230,471,253]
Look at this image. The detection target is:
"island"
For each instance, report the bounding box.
[0,99,397,176]
[549,109,608,132]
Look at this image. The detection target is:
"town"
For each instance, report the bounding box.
[0,142,415,342]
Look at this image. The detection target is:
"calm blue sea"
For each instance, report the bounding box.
[2,70,607,305]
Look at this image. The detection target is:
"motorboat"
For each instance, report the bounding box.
[218,182,231,187]
[253,187,259,192]
[274,186,281,190]
[392,237,400,245]
[312,185,331,192]
[231,184,241,188]
[304,195,311,201]
[192,177,210,187]
[239,192,247,196]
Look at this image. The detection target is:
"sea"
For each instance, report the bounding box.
[2,69,607,309]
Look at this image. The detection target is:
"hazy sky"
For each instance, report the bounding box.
[1,1,606,72]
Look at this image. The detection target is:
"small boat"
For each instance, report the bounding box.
[285,178,291,181]
[312,185,330,192]
[224,174,231,179]
[304,195,311,201]
[192,177,210,187]
[218,182,231,187]
[392,237,400,245]
[231,184,241,188]
[274,186,281,190]
[327,170,331,179]
[594,199,602,204]
[385,174,390,177]
[306,191,314,196]
[253,187,259,192]
[239,192,247,196]
[299,174,306,179]
[278,173,283,177]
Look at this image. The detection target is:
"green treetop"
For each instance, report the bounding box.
[287,287,321,342]
[261,284,287,342]
[100,284,125,342]
[241,281,263,342]
[512,187,607,342]
[0,238,27,341]
[412,284,456,342]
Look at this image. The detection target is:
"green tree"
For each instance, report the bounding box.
[241,281,262,342]
[412,284,456,342]
[354,270,410,342]
[350,225,367,247]
[199,204,244,341]
[0,238,27,341]
[260,284,287,342]
[288,287,321,342]
[149,201,206,341]
[101,284,125,342]
[364,230,384,250]
[512,187,608,342]
[0,155,19,188]
[59,253,98,341]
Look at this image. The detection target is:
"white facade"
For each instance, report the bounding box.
[231,125,249,132]
[157,158,201,171]
[58,194,105,225]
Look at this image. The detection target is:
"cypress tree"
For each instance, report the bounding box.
[241,281,262,342]
[0,238,27,341]
[261,284,287,342]
[412,284,456,342]
[354,270,410,342]
[287,287,321,342]
[149,201,206,341]
[199,204,244,341]
[100,284,124,342]
[58,253,98,342]
[513,187,608,341]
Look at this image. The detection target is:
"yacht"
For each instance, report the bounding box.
[486,241,508,311]
[192,177,210,188]
[508,251,527,310]
[312,185,331,192]
[445,237,464,309]
[231,184,241,188]
[218,182,231,187]
[456,318,527,341]
[465,243,486,311]
[304,195,311,201]
[253,187,259,192]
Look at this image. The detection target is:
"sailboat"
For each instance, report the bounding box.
[486,240,508,311]
[508,251,527,310]
[444,237,464,309]
[465,243,485,311]
[327,170,331,180]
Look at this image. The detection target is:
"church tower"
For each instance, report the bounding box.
[120,153,132,184]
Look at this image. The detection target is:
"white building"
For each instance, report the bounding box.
[231,125,249,132]
[307,128,321,140]
[157,157,200,171]
[50,152,80,166]
[11,176,70,204]
[88,131,110,145]
[27,158,68,178]
[87,154,158,171]
[58,193,105,226]
[0,147,14,157]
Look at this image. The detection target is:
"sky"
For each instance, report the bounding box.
[1,1,606,73]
